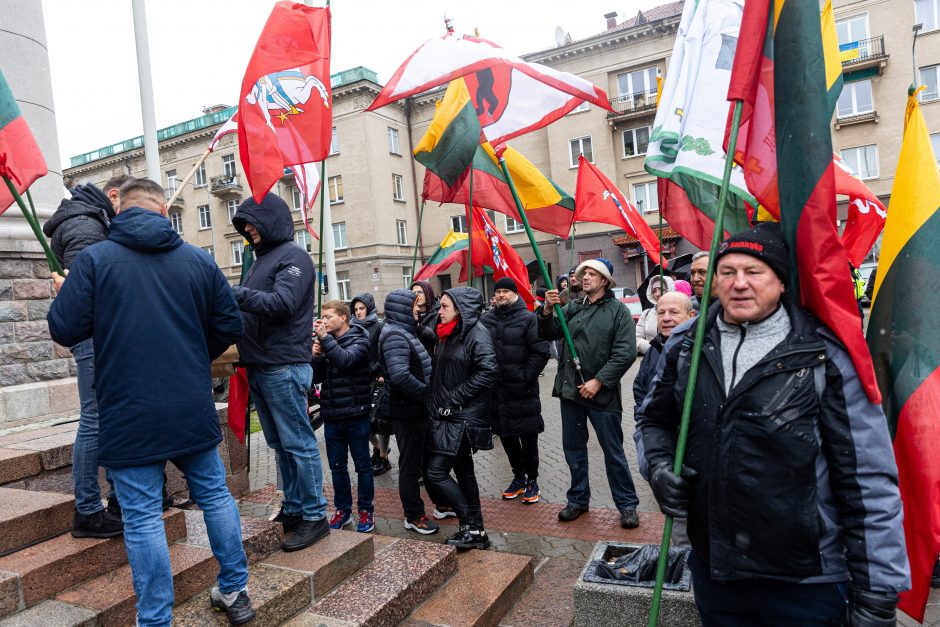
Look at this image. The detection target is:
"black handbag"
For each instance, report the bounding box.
[369,383,393,435]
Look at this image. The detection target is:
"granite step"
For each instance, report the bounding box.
[181,509,283,564]
[288,538,457,627]
[0,423,78,477]
[0,509,186,614]
[54,542,217,626]
[407,550,535,627]
[0,487,74,556]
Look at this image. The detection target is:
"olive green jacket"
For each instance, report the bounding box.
[537,290,637,411]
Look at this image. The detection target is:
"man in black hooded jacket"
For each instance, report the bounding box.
[232,193,328,552]
[44,174,132,538]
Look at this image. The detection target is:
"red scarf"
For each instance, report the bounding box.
[436,319,458,341]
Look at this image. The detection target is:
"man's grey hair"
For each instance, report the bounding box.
[692,251,710,262]
[657,291,694,314]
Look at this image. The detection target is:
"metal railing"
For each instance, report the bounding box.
[210,175,241,193]
[835,110,878,125]
[607,88,659,116]
[840,35,886,66]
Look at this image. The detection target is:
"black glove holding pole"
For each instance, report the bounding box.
[846,589,897,627]
[650,463,696,518]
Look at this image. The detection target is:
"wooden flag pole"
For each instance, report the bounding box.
[410,199,426,278]
[647,99,743,626]
[2,177,63,274]
[497,157,584,384]
[165,148,211,209]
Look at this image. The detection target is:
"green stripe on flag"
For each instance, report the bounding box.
[414,99,480,187]
[0,71,22,131]
[425,237,468,266]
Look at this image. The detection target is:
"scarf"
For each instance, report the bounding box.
[436,318,458,341]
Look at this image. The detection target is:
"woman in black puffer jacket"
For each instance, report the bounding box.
[425,287,498,550]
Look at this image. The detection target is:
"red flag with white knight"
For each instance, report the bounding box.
[574,156,665,266]
[833,152,887,267]
[465,205,535,309]
[238,1,332,202]
[368,33,613,145]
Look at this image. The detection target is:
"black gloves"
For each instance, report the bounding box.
[650,463,697,518]
[846,589,897,627]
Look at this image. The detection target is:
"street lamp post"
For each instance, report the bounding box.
[913,23,924,88]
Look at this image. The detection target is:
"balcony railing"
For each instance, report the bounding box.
[210,175,243,197]
[840,35,886,68]
[164,188,184,207]
[834,110,879,128]
[607,88,658,119]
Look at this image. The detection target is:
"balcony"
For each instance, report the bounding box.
[834,110,879,130]
[607,88,658,122]
[281,167,295,180]
[840,35,887,74]
[164,187,184,208]
[210,174,243,198]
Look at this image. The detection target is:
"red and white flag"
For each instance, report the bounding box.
[238,1,332,201]
[574,156,665,266]
[209,113,238,152]
[465,205,535,309]
[369,33,612,145]
[292,162,321,241]
[833,152,887,267]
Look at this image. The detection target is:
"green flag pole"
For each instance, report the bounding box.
[658,205,665,287]
[411,199,426,278]
[2,177,63,274]
[497,157,584,384]
[316,160,326,317]
[647,99,743,626]
[467,167,475,286]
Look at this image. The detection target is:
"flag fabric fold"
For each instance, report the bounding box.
[727,0,881,404]
[227,367,249,444]
[370,33,613,146]
[0,69,48,215]
[866,88,940,621]
[834,152,886,267]
[575,156,664,266]
[413,229,469,281]
[466,205,534,308]
[209,113,238,152]
[238,1,332,202]
[413,78,482,186]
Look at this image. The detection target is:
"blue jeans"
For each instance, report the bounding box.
[71,338,114,514]
[559,399,639,511]
[324,416,374,513]
[248,363,326,521]
[110,446,248,627]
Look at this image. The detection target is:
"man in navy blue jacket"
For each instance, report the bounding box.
[47,179,253,626]
[232,194,328,552]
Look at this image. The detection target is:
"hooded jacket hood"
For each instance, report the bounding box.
[42,196,111,238]
[107,207,183,253]
[232,193,294,255]
[384,289,419,329]
[410,280,437,308]
[351,292,379,327]
[442,286,484,338]
[645,274,675,305]
[70,183,115,218]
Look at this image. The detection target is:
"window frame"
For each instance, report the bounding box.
[633,181,660,214]
[835,13,869,46]
[295,228,313,253]
[396,220,408,245]
[226,199,238,224]
[222,155,236,178]
[920,65,939,102]
[336,271,351,301]
[916,0,940,33]
[622,125,653,158]
[401,266,413,289]
[332,221,348,250]
[170,211,183,233]
[329,127,340,155]
[505,215,525,233]
[194,163,207,187]
[328,175,344,204]
[569,136,594,168]
[166,169,178,193]
[392,174,405,201]
[840,144,880,180]
[836,79,874,118]
[451,214,468,233]
[388,127,401,155]
[198,204,212,230]
[616,66,658,98]
[231,240,244,266]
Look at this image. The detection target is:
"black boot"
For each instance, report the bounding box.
[282,518,330,552]
[72,509,124,538]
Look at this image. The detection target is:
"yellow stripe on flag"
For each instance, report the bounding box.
[873,87,940,302]
[773,0,785,32]
[481,142,563,209]
[413,78,472,156]
[820,0,842,95]
[439,229,468,249]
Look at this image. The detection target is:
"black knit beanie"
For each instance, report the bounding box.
[715,222,790,285]
[493,277,518,293]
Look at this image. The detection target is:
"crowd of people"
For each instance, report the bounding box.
[42,178,933,626]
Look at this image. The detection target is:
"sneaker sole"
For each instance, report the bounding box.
[329,519,352,530]
[404,521,439,535]
[447,540,491,551]
[71,528,124,539]
[432,511,456,520]
[502,490,524,499]
[282,527,330,552]
[211,601,256,625]
[357,525,375,533]
[522,495,540,504]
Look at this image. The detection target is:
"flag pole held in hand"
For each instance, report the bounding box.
[2,177,62,274]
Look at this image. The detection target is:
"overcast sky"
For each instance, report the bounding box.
[43,0,670,169]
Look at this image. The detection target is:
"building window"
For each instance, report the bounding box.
[166,169,178,193]
[392,174,404,201]
[931,132,940,166]
[328,175,343,203]
[633,181,659,213]
[569,136,593,167]
[388,127,401,155]
[920,65,939,102]
[336,271,351,301]
[202,245,214,260]
[330,127,339,155]
[578,250,602,264]
[617,66,657,98]
[198,204,211,229]
[505,216,525,233]
[841,144,879,180]
[402,266,412,289]
[835,14,869,46]
[837,80,873,118]
[296,229,313,252]
[451,214,468,233]
[227,199,238,223]
[332,221,347,249]
[231,240,244,266]
[623,126,652,157]
[567,101,590,115]
[396,220,408,245]
[291,186,302,211]
[194,164,206,187]
[170,211,183,233]
[222,155,237,178]
[916,0,940,32]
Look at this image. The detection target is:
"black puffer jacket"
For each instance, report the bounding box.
[312,324,371,420]
[232,194,315,367]
[42,184,115,269]
[480,297,550,436]
[427,288,498,455]
[378,290,432,420]
[351,292,382,377]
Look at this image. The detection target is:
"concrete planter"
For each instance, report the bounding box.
[573,542,701,627]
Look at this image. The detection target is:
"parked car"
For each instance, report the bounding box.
[612,287,642,321]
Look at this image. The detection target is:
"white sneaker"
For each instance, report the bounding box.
[433,507,457,520]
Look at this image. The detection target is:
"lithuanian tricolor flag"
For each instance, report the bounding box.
[413,78,480,187]
[413,229,468,282]
[0,68,47,214]
[867,88,940,621]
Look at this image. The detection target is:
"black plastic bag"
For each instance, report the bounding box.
[595,545,690,584]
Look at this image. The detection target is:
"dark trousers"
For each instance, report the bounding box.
[392,419,428,521]
[501,433,539,480]
[324,416,374,514]
[688,551,847,626]
[425,437,483,528]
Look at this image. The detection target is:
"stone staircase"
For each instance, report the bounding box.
[0,422,536,626]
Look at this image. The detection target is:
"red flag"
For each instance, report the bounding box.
[574,156,665,266]
[238,2,332,202]
[226,367,249,444]
[834,153,887,267]
[465,205,535,309]
[0,69,47,215]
